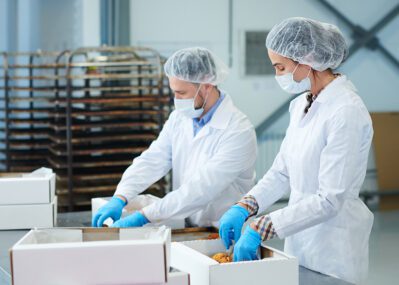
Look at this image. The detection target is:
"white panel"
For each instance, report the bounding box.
[82,0,101,46]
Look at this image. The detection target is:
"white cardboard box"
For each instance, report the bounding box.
[92,195,185,229]
[171,239,298,285]
[0,196,57,230]
[10,226,172,285]
[0,170,55,205]
[166,271,190,285]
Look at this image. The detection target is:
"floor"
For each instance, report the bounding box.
[265,208,399,284]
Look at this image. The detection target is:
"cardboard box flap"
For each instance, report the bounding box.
[176,239,226,259]
[119,226,170,241]
[11,227,171,285]
[0,173,25,178]
[175,239,292,262]
[171,242,212,285]
[17,228,82,245]
[172,242,218,265]
[15,227,171,245]
[171,240,298,285]
[21,167,53,178]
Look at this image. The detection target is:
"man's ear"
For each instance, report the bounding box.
[202,83,213,94]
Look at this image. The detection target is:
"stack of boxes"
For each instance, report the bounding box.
[0,168,57,230]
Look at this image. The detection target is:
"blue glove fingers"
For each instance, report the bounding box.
[219,223,233,249]
[233,224,242,243]
[97,212,112,228]
[111,212,149,228]
[231,205,248,242]
[234,247,257,262]
[92,196,126,227]
[92,212,102,227]
[111,218,123,228]
[233,226,261,262]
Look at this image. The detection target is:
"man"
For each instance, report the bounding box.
[92,47,257,228]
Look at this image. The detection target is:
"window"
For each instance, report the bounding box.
[245,31,274,76]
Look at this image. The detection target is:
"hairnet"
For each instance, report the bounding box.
[164,47,229,85]
[266,17,348,71]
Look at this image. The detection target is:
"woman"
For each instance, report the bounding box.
[219,17,373,284]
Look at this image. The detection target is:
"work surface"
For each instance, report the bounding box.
[0,211,353,285]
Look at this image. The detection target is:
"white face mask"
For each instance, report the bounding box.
[275,63,311,94]
[174,84,208,118]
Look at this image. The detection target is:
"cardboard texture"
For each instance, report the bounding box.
[171,239,298,285]
[10,227,174,285]
[371,112,399,210]
[92,195,185,229]
[0,196,57,230]
[0,172,55,205]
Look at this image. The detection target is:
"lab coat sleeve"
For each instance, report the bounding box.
[114,112,175,202]
[142,125,257,222]
[269,105,369,238]
[246,137,290,214]
[245,99,298,214]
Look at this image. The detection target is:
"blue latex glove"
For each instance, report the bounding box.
[218,205,249,249]
[92,196,126,227]
[233,226,261,262]
[111,211,149,228]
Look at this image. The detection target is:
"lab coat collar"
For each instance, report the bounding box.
[314,75,347,104]
[207,91,234,130]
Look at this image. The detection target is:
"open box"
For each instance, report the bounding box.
[92,195,185,229]
[10,226,179,285]
[0,170,55,205]
[0,196,57,230]
[171,239,298,285]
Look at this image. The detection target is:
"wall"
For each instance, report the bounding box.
[128,0,397,197]
[38,0,100,50]
[0,0,101,52]
[130,0,399,128]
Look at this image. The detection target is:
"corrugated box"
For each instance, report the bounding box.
[0,196,57,230]
[92,195,185,229]
[371,112,399,210]
[0,169,55,205]
[171,239,298,285]
[10,227,173,285]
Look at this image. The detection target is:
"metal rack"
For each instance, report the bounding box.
[0,51,67,172]
[0,47,173,211]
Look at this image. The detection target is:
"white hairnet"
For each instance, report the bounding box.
[164,47,229,85]
[266,17,348,71]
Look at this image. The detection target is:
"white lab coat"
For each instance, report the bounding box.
[248,76,374,284]
[115,93,257,227]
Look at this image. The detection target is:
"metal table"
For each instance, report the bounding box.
[0,212,352,285]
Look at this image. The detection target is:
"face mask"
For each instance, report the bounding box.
[275,63,311,94]
[174,84,208,118]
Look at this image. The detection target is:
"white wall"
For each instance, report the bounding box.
[130,0,399,128]
[38,0,100,50]
[17,0,41,51]
[0,0,100,52]
[0,0,10,51]
[82,0,101,47]
[0,0,41,52]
